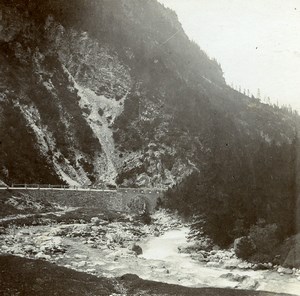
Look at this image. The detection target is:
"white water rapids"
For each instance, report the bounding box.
[140,228,300,295]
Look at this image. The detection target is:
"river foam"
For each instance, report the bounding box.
[140,227,300,295]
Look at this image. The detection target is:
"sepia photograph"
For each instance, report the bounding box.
[0,0,300,295]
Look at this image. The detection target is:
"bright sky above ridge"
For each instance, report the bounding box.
[159,0,300,111]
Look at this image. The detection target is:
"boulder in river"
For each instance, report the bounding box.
[131,244,143,255]
[206,261,220,268]
[90,217,100,225]
[77,261,87,268]
[223,258,243,269]
[238,277,259,290]
[277,267,293,274]
[253,262,272,270]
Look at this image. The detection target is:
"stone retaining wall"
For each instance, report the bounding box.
[4,189,163,213]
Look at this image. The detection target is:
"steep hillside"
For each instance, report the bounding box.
[1,0,299,191]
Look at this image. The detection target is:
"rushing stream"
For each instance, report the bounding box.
[140,228,300,295]
[142,228,190,260]
[3,211,300,295]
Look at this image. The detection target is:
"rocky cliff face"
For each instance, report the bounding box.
[0,0,299,188]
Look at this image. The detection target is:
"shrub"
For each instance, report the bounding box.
[249,220,279,254]
[155,197,164,210]
[234,236,256,260]
[140,209,151,225]
[127,196,148,213]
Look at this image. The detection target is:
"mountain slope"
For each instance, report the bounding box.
[0,0,299,190]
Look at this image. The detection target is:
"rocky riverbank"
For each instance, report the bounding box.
[2,254,295,296]
[0,209,182,272]
[1,205,300,295]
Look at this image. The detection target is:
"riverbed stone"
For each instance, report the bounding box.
[77,261,87,268]
[277,267,293,274]
[238,277,259,290]
[191,253,205,262]
[91,217,100,225]
[224,258,242,269]
[237,262,252,270]
[74,254,88,259]
[206,261,220,268]
[131,244,143,255]
[35,252,51,260]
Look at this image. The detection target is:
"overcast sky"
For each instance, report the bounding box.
[159,0,300,111]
